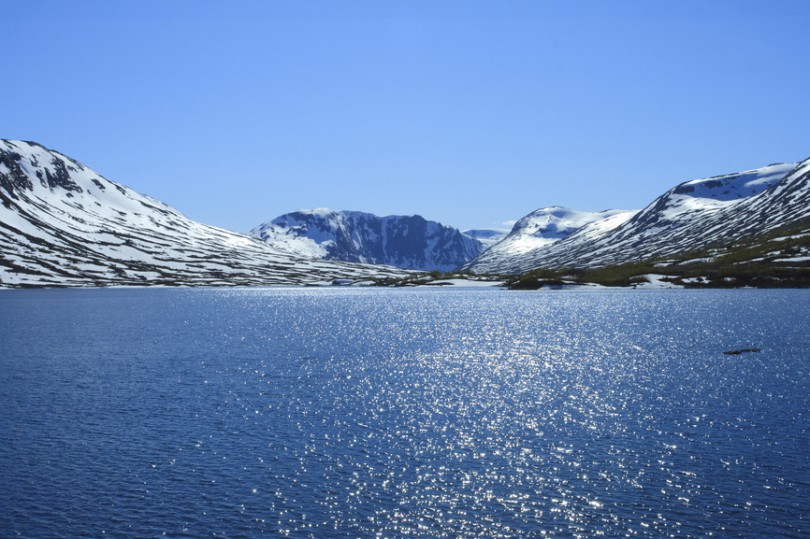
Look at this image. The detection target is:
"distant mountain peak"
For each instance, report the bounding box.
[252,209,484,272]
[468,207,634,270]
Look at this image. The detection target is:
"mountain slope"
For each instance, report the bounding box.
[467,161,803,274]
[0,140,406,287]
[462,228,509,247]
[468,207,637,274]
[251,209,485,271]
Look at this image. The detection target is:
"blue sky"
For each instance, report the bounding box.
[6,1,810,233]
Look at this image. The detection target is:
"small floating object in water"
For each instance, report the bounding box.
[722,348,762,355]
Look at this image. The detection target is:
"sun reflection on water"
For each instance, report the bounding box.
[1,288,808,537]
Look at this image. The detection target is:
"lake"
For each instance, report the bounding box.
[1,287,808,537]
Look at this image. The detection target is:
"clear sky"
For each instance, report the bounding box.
[6,1,810,233]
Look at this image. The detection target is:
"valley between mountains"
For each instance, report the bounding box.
[2,139,809,288]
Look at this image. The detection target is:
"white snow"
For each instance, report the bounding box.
[463,228,509,247]
[496,207,633,254]
[633,275,682,289]
[0,140,409,287]
[469,158,805,275]
[469,207,637,273]
[250,209,484,272]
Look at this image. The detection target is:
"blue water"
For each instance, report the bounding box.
[0,287,808,538]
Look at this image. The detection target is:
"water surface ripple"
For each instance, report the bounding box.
[1,288,808,537]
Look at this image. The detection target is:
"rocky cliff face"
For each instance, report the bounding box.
[0,140,405,287]
[251,209,485,272]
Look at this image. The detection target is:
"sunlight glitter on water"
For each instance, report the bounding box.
[1,288,808,537]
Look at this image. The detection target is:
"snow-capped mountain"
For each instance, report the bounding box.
[0,140,406,287]
[462,228,509,247]
[4,139,805,286]
[468,207,637,273]
[251,209,485,272]
[467,161,804,274]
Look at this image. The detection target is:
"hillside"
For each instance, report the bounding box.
[467,162,804,275]
[0,141,406,287]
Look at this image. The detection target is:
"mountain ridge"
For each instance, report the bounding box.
[251,208,485,272]
[467,207,638,273]
[467,161,805,274]
[2,139,808,287]
[0,140,407,287]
